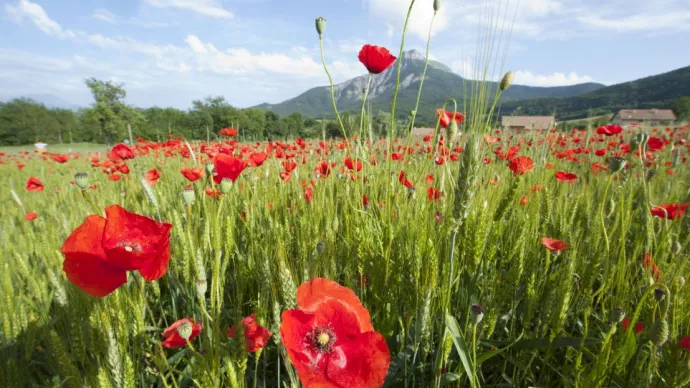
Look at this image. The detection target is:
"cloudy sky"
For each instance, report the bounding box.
[1,0,689,109]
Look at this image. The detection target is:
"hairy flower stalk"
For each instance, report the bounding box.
[316,17,349,149]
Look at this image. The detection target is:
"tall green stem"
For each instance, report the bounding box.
[358,73,374,149]
[319,37,349,151]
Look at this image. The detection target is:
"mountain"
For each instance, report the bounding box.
[499,65,690,120]
[3,94,83,111]
[254,50,606,123]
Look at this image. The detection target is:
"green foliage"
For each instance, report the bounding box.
[672,96,690,122]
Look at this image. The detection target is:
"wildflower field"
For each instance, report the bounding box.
[2,3,690,388]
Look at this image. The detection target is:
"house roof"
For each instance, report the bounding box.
[616,109,676,121]
[501,116,555,130]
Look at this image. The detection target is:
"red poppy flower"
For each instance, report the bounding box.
[205,188,221,197]
[541,237,568,252]
[427,187,442,202]
[280,278,390,388]
[436,109,465,129]
[108,173,122,181]
[25,212,38,221]
[650,203,688,219]
[621,317,644,334]
[345,157,363,172]
[594,149,607,157]
[181,167,204,182]
[282,160,298,173]
[316,161,331,178]
[361,194,370,208]
[116,163,130,175]
[228,314,272,353]
[555,171,577,183]
[508,156,534,177]
[680,336,690,351]
[304,188,313,203]
[358,44,396,74]
[61,205,172,297]
[50,154,69,164]
[26,177,44,192]
[162,318,202,349]
[109,143,135,162]
[249,152,268,167]
[647,137,664,151]
[596,125,622,136]
[391,153,403,161]
[214,154,248,184]
[642,253,662,281]
[220,127,239,137]
[146,168,161,184]
[519,195,529,206]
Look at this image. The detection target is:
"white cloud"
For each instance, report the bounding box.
[4,0,75,39]
[577,11,690,32]
[91,8,117,24]
[513,70,594,86]
[451,60,474,78]
[367,0,449,40]
[144,0,233,19]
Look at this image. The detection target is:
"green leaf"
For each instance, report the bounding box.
[481,336,601,350]
[445,314,473,379]
[476,330,525,365]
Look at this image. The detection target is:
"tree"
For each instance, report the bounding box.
[672,97,690,122]
[84,78,129,145]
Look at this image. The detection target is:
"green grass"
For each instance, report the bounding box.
[1,129,689,387]
[0,142,108,154]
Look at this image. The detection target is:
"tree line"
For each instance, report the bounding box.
[0,79,413,146]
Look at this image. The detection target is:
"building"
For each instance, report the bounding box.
[612,109,676,126]
[502,116,555,131]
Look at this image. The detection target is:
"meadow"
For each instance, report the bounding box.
[2,120,690,387]
[2,2,690,387]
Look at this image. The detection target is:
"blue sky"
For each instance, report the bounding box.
[1,0,689,109]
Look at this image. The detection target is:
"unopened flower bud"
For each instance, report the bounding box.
[205,162,215,176]
[673,241,682,255]
[449,120,459,140]
[75,173,89,189]
[315,17,327,37]
[654,288,666,302]
[433,0,441,12]
[648,319,669,346]
[219,178,232,194]
[182,187,195,205]
[608,156,626,173]
[609,307,625,323]
[676,276,685,289]
[500,71,514,91]
[634,132,649,146]
[316,241,326,255]
[177,321,193,341]
[471,304,484,324]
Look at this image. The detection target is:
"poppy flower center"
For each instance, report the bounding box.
[116,241,141,252]
[309,326,336,353]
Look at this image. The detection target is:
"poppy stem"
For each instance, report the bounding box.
[358,73,374,150]
[318,36,349,152]
[81,189,102,216]
[599,174,613,255]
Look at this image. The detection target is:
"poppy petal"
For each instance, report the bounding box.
[296,278,374,332]
[61,215,127,297]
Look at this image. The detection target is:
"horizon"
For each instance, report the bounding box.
[1,0,689,110]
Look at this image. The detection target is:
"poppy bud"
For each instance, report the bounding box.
[654,288,666,302]
[205,162,215,176]
[75,172,89,189]
[315,17,326,37]
[676,276,685,288]
[316,241,326,255]
[449,120,459,140]
[609,307,625,323]
[608,156,626,173]
[500,71,514,91]
[433,0,441,12]
[673,241,682,255]
[182,187,196,205]
[648,319,669,346]
[177,321,194,341]
[195,278,207,298]
[470,304,484,324]
[220,178,232,194]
